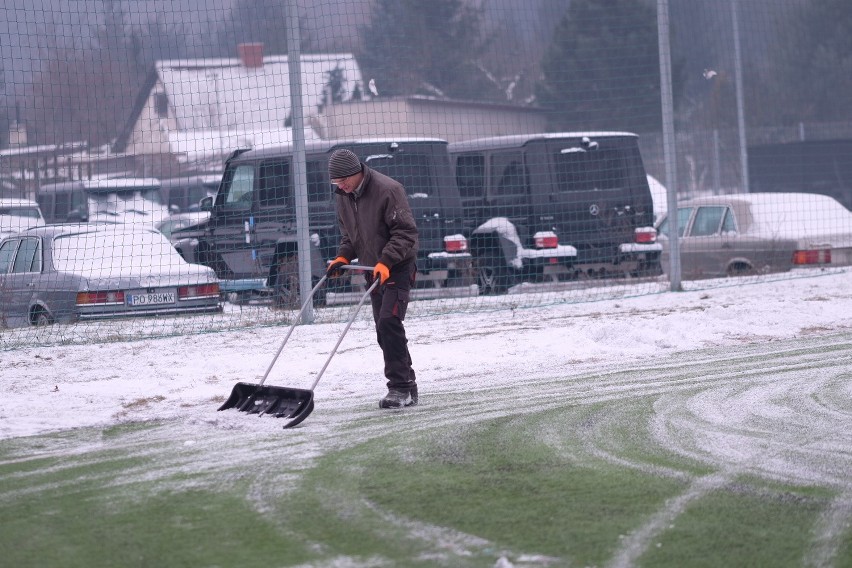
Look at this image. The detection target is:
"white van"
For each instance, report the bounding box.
[36,178,170,228]
[0,198,46,240]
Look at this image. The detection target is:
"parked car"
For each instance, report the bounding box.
[158,174,220,213]
[0,198,45,240]
[36,178,170,228]
[448,132,661,293]
[156,211,211,264]
[0,224,221,328]
[157,211,211,240]
[655,192,852,279]
[174,138,470,306]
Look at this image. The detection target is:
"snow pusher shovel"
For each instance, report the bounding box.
[218,265,379,428]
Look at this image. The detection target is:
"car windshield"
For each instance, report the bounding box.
[0,207,44,235]
[52,230,182,274]
[0,206,42,220]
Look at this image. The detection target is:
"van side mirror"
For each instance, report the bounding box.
[200,196,213,212]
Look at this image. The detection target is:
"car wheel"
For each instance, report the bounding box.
[272,254,300,309]
[446,267,476,288]
[634,259,664,278]
[226,291,251,305]
[727,262,755,277]
[32,308,53,327]
[475,257,512,295]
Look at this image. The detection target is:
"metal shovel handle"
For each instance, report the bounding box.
[306,276,380,392]
[257,264,376,388]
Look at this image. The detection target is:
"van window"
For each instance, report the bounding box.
[258,160,290,208]
[36,195,52,219]
[455,155,485,199]
[55,191,72,219]
[366,153,433,197]
[491,153,529,197]
[222,164,256,209]
[307,160,332,203]
[554,147,628,192]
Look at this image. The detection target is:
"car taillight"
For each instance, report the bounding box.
[76,290,125,305]
[534,231,558,248]
[178,282,220,300]
[634,227,657,244]
[444,234,467,253]
[792,249,831,265]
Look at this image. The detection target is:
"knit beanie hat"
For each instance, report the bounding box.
[328,149,363,180]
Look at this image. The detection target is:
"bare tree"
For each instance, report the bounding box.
[22,1,147,147]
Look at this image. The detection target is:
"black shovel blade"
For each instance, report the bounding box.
[218,382,314,423]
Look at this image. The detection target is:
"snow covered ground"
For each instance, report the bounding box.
[2,269,851,441]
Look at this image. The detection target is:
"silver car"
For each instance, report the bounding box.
[0,224,221,328]
[655,192,852,279]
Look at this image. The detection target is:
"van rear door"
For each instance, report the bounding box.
[356,142,464,267]
[537,136,653,263]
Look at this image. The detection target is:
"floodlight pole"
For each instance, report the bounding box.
[731,0,750,193]
[286,0,315,323]
[657,0,682,290]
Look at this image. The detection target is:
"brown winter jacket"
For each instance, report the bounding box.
[333,164,419,269]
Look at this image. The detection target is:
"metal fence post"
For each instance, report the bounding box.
[286,0,315,323]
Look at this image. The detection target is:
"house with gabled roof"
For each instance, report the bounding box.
[113,44,366,176]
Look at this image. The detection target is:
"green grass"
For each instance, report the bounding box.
[639,486,826,567]
[0,399,849,567]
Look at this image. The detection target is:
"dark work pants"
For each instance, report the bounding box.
[368,261,417,391]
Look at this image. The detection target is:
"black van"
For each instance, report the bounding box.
[448,132,662,293]
[177,138,471,306]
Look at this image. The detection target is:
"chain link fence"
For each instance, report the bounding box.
[1,0,851,348]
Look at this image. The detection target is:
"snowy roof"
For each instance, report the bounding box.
[167,127,323,162]
[114,52,366,157]
[156,53,365,133]
[448,132,638,152]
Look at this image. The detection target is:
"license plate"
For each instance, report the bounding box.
[127,292,175,306]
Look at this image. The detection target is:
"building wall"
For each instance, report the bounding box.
[315,98,548,142]
[128,78,175,157]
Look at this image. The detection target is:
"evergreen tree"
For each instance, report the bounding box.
[776,0,852,123]
[213,0,314,57]
[536,0,673,133]
[358,0,496,100]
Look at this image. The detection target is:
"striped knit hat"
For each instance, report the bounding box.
[328,149,363,180]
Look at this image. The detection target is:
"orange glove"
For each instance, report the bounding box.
[373,262,390,284]
[326,256,349,278]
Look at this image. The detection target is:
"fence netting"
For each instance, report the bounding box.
[1,0,851,347]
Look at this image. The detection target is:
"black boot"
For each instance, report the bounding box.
[379,385,418,409]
